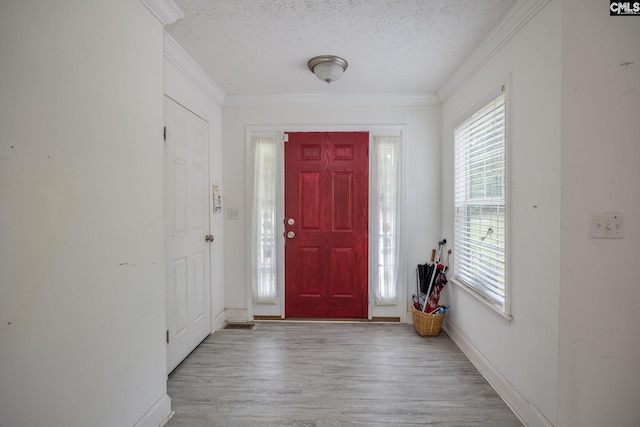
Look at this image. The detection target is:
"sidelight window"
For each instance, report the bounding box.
[373,136,402,305]
[252,136,279,304]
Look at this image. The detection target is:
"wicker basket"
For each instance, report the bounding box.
[411,304,445,336]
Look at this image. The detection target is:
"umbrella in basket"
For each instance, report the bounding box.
[426,249,451,313]
[418,261,436,294]
[422,239,446,312]
[414,262,430,309]
[426,272,447,313]
[413,248,437,309]
[413,241,452,313]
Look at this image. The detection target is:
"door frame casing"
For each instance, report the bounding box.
[246,124,407,322]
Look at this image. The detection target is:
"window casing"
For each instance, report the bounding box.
[453,90,508,312]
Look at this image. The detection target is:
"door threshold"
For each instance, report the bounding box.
[253,316,400,323]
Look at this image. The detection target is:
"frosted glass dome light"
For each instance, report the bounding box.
[307,55,348,83]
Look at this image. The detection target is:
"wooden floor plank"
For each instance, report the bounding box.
[166,322,522,426]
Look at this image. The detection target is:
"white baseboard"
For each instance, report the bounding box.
[158,410,175,427]
[133,393,172,427]
[213,309,226,331]
[224,308,248,323]
[443,321,554,427]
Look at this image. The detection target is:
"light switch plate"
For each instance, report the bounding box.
[226,207,240,220]
[590,213,624,239]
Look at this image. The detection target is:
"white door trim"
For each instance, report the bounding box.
[246,124,408,322]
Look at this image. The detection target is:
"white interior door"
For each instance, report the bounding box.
[164,97,212,373]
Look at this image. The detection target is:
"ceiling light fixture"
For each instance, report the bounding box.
[307,55,348,83]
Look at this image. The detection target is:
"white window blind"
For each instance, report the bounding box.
[453,91,507,311]
[373,136,402,305]
[251,136,278,304]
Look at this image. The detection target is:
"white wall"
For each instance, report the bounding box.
[558,0,640,426]
[164,34,226,332]
[440,2,561,426]
[222,102,441,321]
[0,1,170,426]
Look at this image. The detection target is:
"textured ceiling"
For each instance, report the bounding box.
[166,0,517,96]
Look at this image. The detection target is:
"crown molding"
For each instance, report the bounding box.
[437,0,552,103]
[223,93,440,107]
[140,0,184,25]
[163,32,226,106]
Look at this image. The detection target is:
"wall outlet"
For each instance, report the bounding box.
[590,213,624,239]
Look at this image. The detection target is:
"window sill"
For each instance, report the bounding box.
[450,278,513,324]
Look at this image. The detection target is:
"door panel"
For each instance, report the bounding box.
[164,97,211,373]
[284,132,368,318]
[173,257,188,335]
[333,172,354,230]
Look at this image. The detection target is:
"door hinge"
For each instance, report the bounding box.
[163,126,167,141]
[166,330,169,343]
[283,133,289,143]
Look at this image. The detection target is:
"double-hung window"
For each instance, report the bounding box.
[453,89,508,312]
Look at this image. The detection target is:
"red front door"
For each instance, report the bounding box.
[284,132,369,318]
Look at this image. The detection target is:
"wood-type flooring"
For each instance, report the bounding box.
[166,322,522,426]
